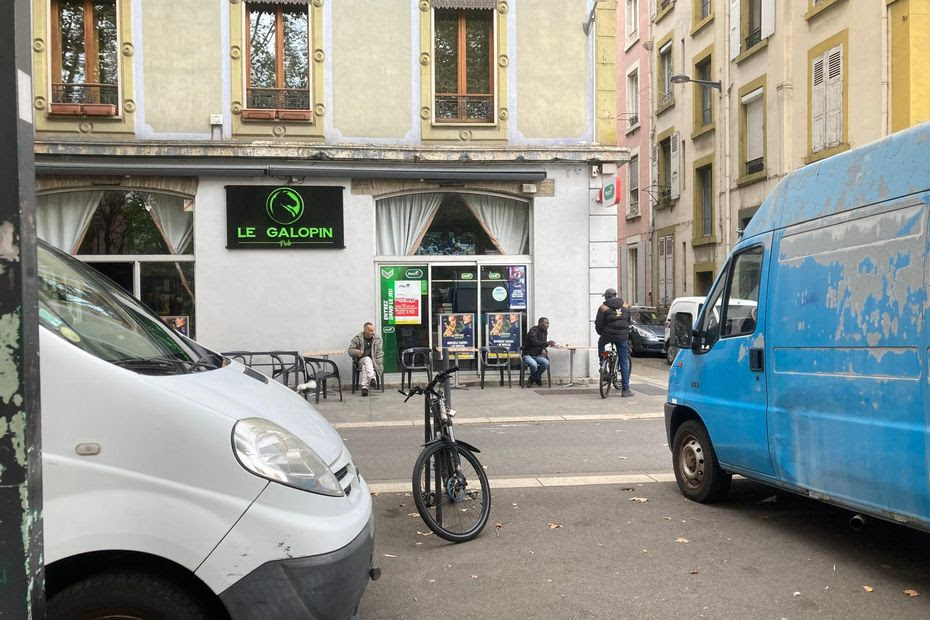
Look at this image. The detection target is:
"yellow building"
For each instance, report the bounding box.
[642,0,930,302]
[30,0,628,379]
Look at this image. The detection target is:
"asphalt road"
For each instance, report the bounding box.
[350,355,930,618]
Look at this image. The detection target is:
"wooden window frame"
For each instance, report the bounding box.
[433,8,496,125]
[49,0,119,117]
[243,2,312,122]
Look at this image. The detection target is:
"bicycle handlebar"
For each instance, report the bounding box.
[398,365,459,402]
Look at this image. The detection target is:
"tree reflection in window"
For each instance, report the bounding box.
[78,192,170,255]
[434,9,493,122]
[415,195,497,255]
[53,0,118,105]
[247,3,309,110]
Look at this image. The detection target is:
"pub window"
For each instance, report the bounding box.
[50,0,119,116]
[244,2,311,121]
[433,1,495,123]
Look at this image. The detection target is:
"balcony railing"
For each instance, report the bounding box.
[627,113,639,127]
[627,197,640,218]
[746,157,764,175]
[659,91,673,108]
[50,82,119,116]
[745,27,762,49]
[247,88,310,111]
[435,94,494,123]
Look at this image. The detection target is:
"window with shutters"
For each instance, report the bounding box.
[745,0,762,49]
[695,163,713,240]
[739,79,766,181]
[657,38,674,111]
[692,0,714,33]
[809,41,845,158]
[50,0,119,116]
[627,68,640,129]
[657,234,674,307]
[626,0,639,40]
[628,155,640,217]
[656,131,679,208]
[731,0,773,62]
[243,2,311,121]
[433,2,495,124]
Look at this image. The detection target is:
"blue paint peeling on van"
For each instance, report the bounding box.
[665,122,930,530]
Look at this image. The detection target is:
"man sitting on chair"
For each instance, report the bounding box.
[348,322,383,396]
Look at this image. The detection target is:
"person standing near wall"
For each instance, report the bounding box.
[348,322,383,396]
[595,289,633,397]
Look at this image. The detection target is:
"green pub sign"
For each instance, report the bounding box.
[226,185,345,249]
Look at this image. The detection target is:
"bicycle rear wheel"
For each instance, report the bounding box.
[599,356,614,398]
[412,442,491,543]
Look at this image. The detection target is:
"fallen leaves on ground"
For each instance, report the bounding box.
[689,569,699,575]
[863,585,874,593]
[383,554,397,558]
[792,591,801,597]
[620,487,636,492]
[471,575,479,579]
[676,537,689,544]
[495,521,510,537]
[371,492,380,497]
[407,512,419,517]
[663,517,672,521]
[629,497,649,503]
[416,531,433,536]
[547,522,563,529]
[903,589,920,597]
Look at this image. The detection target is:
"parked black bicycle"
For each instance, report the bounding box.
[598,343,633,398]
[400,366,491,542]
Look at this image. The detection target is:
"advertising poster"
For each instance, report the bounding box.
[439,313,475,359]
[486,313,522,355]
[508,266,527,310]
[380,265,427,372]
[393,280,421,325]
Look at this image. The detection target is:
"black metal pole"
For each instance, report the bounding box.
[442,348,452,406]
[0,0,44,617]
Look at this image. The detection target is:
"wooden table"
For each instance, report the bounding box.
[301,349,345,359]
[551,344,597,387]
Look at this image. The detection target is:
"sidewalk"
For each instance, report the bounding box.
[309,374,670,428]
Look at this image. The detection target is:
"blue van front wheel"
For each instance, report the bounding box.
[672,420,731,503]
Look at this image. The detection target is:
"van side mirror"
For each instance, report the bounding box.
[671,313,693,348]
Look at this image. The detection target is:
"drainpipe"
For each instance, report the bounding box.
[723,1,732,253]
[881,4,890,136]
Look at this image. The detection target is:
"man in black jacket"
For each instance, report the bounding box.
[522,317,555,387]
[595,288,632,397]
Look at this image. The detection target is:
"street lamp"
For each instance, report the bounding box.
[670,74,722,90]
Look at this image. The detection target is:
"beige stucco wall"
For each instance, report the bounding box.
[333,0,412,139]
[142,0,222,134]
[516,0,589,139]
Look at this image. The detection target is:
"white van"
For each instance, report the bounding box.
[36,241,376,619]
[663,297,704,364]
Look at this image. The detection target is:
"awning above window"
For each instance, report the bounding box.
[432,0,496,9]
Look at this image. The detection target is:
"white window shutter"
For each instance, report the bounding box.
[670,133,681,200]
[761,0,775,40]
[744,92,764,163]
[729,0,741,60]
[825,45,843,148]
[811,54,826,153]
[658,238,667,304]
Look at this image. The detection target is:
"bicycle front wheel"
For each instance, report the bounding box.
[412,442,491,543]
[599,357,614,398]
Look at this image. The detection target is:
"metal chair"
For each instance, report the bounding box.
[519,350,552,388]
[303,357,343,403]
[222,351,288,385]
[400,347,433,392]
[351,361,384,394]
[480,346,512,389]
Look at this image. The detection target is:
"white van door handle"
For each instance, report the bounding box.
[749,348,764,372]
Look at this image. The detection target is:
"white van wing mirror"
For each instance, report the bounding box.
[671,313,693,349]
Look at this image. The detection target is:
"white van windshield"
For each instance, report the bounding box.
[36,242,216,375]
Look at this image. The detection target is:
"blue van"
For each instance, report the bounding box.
[665,122,930,530]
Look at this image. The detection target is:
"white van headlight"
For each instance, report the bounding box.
[233,418,344,497]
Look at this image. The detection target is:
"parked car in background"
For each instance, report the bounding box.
[663,297,705,364]
[628,306,667,356]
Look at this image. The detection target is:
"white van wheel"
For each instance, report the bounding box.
[48,570,213,620]
[672,420,731,503]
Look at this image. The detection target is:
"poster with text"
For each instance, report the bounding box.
[161,315,190,337]
[508,266,527,310]
[439,313,475,359]
[393,280,421,324]
[486,313,522,354]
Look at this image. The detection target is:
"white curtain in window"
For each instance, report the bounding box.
[148,194,193,254]
[462,194,529,256]
[376,193,444,256]
[36,191,104,253]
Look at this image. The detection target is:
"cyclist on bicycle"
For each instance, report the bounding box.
[595,288,633,397]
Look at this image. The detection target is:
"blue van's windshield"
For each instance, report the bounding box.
[36,242,215,374]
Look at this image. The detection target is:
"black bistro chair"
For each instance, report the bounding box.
[303,356,343,404]
[480,346,513,389]
[351,361,385,394]
[400,347,433,392]
[519,350,552,388]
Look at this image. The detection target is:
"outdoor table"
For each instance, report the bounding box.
[551,344,597,388]
[301,349,345,359]
[433,346,479,390]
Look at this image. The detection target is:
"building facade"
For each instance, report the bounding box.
[31,0,626,381]
[636,0,930,305]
